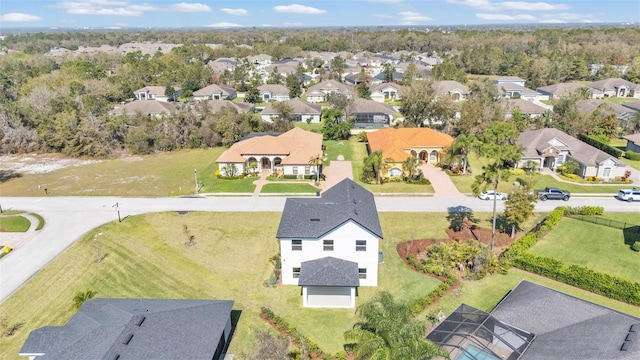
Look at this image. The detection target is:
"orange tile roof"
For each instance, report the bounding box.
[216,127,322,164]
[366,128,454,162]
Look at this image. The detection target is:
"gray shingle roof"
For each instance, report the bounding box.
[276,178,383,239]
[518,128,624,167]
[491,281,640,360]
[298,256,360,287]
[20,298,234,360]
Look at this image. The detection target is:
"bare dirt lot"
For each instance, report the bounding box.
[0,154,103,174]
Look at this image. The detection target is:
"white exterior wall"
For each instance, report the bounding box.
[302,286,356,308]
[280,220,379,287]
[282,165,317,177]
[306,95,325,103]
[300,114,321,123]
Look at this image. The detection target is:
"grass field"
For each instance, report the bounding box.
[0,215,30,232]
[261,183,319,193]
[530,215,640,282]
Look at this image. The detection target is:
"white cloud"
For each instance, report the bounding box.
[399,11,434,23]
[0,13,43,22]
[476,13,537,20]
[447,0,569,11]
[220,8,248,16]
[539,12,599,23]
[273,4,326,14]
[55,1,144,16]
[170,2,211,12]
[206,22,242,28]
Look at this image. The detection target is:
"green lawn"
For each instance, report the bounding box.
[294,121,323,133]
[0,212,447,358]
[529,215,640,282]
[261,183,319,193]
[606,97,639,105]
[0,215,30,232]
[324,139,355,166]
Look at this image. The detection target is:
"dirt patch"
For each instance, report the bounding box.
[0,154,103,174]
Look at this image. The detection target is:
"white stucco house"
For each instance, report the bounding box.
[260,97,322,123]
[369,83,403,103]
[258,84,290,102]
[276,178,383,308]
[517,128,628,180]
[215,127,323,176]
[133,86,181,102]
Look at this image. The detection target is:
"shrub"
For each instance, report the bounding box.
[577,134,623,158]
[541,207,565,230]
[624,150,640,161]
[563,206,604,216]
[510,168,525,176]
[632,241,640,252]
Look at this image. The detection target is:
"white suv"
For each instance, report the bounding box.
[617,188,640,202]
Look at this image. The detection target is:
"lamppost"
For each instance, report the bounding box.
[194,169,198,195]
[112,202,121,223]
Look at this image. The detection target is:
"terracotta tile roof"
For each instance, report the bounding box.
[366,128,454,162]
[216,127,322,164]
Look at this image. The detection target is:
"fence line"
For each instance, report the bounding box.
[567,215,640,234]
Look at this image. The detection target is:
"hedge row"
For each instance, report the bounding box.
[408,273,456,315]
[503,206,640,306]
[577,134,624,158]
[260,307,323,354]
[624,150,640,161]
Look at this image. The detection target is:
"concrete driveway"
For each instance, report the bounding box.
[420,164,465,197]
[321,160,353,191]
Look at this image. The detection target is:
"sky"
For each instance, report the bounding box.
[0,0,638,29]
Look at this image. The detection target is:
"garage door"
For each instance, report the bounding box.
[306,286,352,307]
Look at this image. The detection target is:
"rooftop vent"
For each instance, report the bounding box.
[352,198,357,204]
[134,316,145,326]
[122,334,134,345]
[310,218,320,222]
[626,332,637,342]
[621,341,631,351]
[631,324,639,333]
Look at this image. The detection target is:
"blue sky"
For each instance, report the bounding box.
[0,0,638,29]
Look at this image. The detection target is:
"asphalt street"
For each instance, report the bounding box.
[0,195,637,303]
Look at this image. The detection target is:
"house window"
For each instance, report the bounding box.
[359,268,367,279]
[356,240,367,252]
[293,267,300,278]
[292,240,302,251]
[323,240,334,251]
[389,167,402,177]
[603,167,612,178]
[557,154,565,165]
[293,167,298,175]
[305,166,311,175]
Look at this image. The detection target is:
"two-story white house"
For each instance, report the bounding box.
[276,178,383,308]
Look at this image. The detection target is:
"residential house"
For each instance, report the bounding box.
[248,54,272,66]
[371,71,404,84]
[589,78,640,98]
[623,133,640,153]
[536,82,604,100]
[19,298,234,360]
[216,127,322,176]
[577,99,637,128]
[367,127,454,176]
[208,57,240,75]
[261,98,321,123]
[306,80,354,103]
[347,98,396,128]
[496,82,547,101]
[133,86,180,102]
[500,98,549,119]
[435,80,469,101]
[201,100,254,114]
[494,76,526,87]
[622,100,640,113]
[276,178,383,308]
[369,83,403,103]
[193,84,237,101]
[428,281,640,360]
[344,72,366,85]
[258,84,290,102]
[112,100,176,117]
[517,128,628,180]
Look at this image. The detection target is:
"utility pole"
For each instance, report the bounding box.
[113,202,121,223]
[194,169,198,195]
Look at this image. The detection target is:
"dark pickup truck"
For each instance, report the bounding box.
[535,187,571,201]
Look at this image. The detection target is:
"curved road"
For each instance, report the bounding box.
[0,195,635,303]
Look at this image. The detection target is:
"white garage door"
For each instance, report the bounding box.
[306,286,352,307]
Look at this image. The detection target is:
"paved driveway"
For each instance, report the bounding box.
[420,164,465,197]
[321,160,353,191]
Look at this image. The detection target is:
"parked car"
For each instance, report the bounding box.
[535,187,570,201]
[478,190,507,200]
[616,188,640,202]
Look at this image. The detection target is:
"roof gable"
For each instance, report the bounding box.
[367,128,454,162]
[299,257,359,287]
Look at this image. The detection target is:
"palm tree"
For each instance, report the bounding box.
[344,292,449,360]
[69,288,98,311]
[308,154,324,185]
[448,134,476,175]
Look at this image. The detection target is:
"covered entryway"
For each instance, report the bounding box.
[260,157,271,170]
[298,257,359,308]
[419,150,427,161]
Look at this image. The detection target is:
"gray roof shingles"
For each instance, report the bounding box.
[20,298,234,360]
[276,178,383,239]
[491,281,640,360]
[298,257,360,287]
[518,128,624,167]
